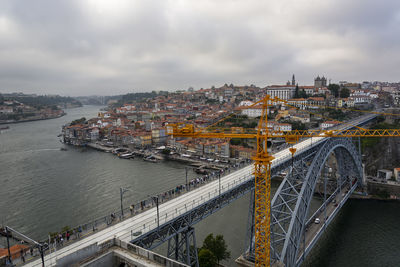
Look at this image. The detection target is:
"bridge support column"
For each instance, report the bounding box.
[167,227,199,267]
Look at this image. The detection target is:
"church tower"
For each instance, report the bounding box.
[292,74,296,86]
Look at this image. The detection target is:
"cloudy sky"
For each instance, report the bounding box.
[0,0,399,96]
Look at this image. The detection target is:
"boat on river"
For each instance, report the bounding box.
[143,155,158,163]
[118,152,134,159]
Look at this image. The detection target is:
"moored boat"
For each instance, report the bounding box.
[118,152,134,159]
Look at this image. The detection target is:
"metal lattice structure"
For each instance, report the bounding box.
[268,137,363,267]
[167,227,199,267]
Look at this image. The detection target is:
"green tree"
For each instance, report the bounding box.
[71,117,86,125]
[294,85,299,98]
[198,248,217,267]
[328,84,340,97]
[230,138,242,146]
[291,121,306,130]
[299,89,308,98]
[202,234,231,265]
[340,87,350,98]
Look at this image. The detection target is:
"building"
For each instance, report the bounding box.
[290,114,310,123]
[394,168,400,181]
[288,98,307,109]
[377,169,392,182]
[392,91,400,106]
[314,75,327,88]
[230,145,254,159]
[266,85,296,100]
[307,97,325,109]
[239,105,263,118]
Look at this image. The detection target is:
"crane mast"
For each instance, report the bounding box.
[253,95,274,266]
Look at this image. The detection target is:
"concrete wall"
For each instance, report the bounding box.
[84,251,115,267]
[367,181,400,198]
[56,243,100,267]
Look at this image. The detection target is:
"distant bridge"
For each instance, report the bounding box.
[24,114,376,267]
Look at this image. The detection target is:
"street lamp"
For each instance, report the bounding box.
[5,227,12,265]
[151,195,160,230]
[120,187,131,217]
[39,243,45,267]
[185,167,189,191]
[219,172,221,196]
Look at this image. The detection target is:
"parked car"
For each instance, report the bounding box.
[314,218,320,224]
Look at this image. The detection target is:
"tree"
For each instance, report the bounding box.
[70,117,86,125]
[198,248,217,267]
[294,85,299,98]
[328,84,340,98]
[230,138,242,146]
[340,87,350,98]
[202,234,231,264]
[291,121,306,130]
[298,89,307,98]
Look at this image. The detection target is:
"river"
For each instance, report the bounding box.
[0,105,399,266]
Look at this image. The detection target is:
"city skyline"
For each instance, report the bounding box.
[0,0,399,96]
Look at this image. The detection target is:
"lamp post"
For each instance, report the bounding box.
[120,187,131,217]
[39,243,45,267]
[5,227,12,265]
[219,172,221,196]
[152,196,160,230]
[185,167,189,191]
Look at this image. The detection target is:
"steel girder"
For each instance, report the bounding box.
[271,138,363,267]
[167,227,199,267]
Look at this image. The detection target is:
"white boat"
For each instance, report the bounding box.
[143,155,158,163]
[118,152,134,159]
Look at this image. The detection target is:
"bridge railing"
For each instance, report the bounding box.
[37,160,254,251]
[125,172,256,242]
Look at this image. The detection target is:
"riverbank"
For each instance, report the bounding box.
[0,112,66,125]
[81,141,243,172]
[350,193,400,201]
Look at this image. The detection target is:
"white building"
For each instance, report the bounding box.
[274,123,292,132]
[240,105,263,118]
[266,85,296,100]
[377,169,392,181]
[288,98,307,110]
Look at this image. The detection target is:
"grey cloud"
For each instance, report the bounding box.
[0,0,399,96]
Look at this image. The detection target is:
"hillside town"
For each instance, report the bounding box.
[0,93,81,124]
[61,76,400,163]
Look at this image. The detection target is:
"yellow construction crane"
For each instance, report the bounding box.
[167,95,400,267]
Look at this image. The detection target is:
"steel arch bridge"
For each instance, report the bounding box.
[132,137,363,267]
[262,137,363,267]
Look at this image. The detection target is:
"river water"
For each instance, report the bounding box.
[0,105,399,266]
